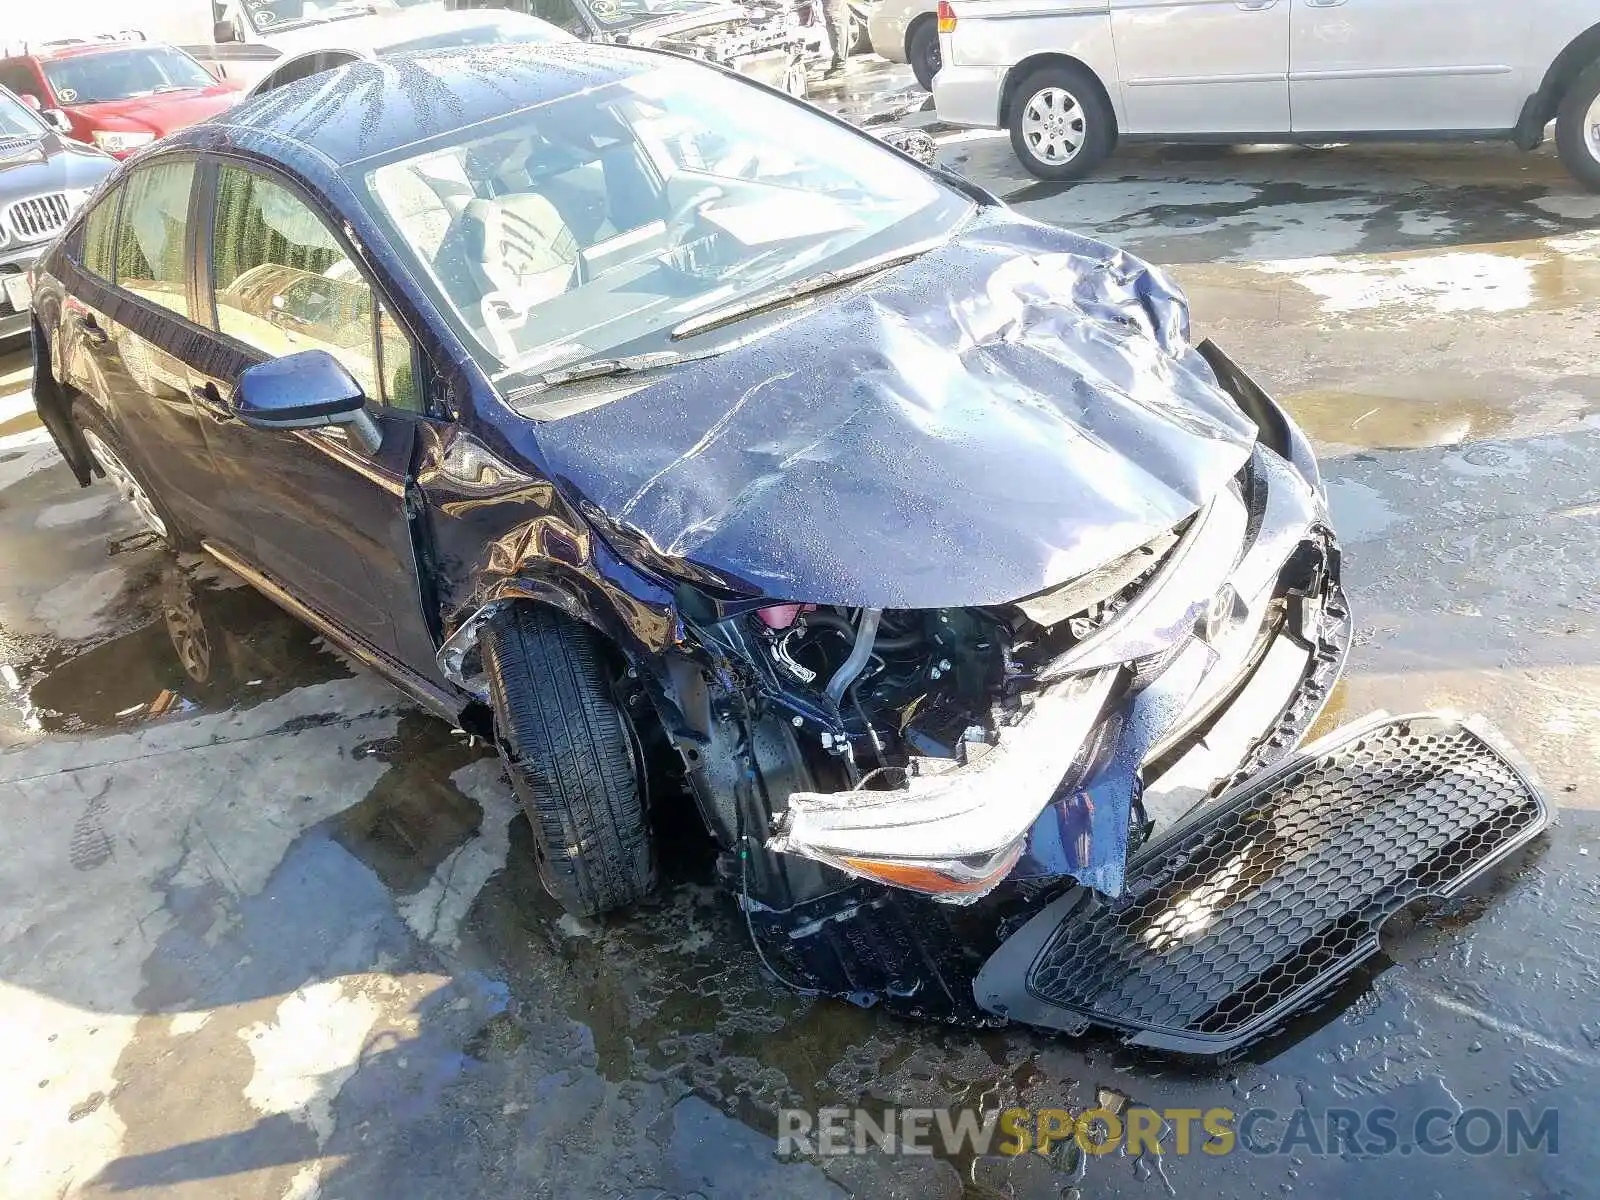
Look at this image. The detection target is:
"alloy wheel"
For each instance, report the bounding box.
[1020,86,1086,166]
[1588,91,1600,162]
[82,428,168,540]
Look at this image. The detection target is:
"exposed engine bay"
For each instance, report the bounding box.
[647,2,810,65]
[617,0,821,93]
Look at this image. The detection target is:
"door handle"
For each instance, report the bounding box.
[1236,0,1278,9]
[81,315,109,346]
[1303,0,1347,6]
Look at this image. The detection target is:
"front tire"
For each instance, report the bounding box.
[484,604,655,918]
[1007,63,1115,182]
[908,18,940,92]
[1556,60,1600,191]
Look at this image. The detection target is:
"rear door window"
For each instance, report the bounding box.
[80,188,121,282]
[113,160,197,317]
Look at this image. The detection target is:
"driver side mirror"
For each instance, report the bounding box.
[43,110,73,135]
[235,350,382,453]
[215,20,239,43]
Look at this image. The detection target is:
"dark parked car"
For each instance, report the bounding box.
[0,85,115,344]
[27,44,1549,1054]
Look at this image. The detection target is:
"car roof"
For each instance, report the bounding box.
[166,42,675,169]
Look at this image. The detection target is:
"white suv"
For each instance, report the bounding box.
[932,0,1600,188]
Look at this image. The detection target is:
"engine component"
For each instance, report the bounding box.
[824,608,881,706]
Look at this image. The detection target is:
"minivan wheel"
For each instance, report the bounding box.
[908,19,940,92]
[1556,60,1600,191]
[484,604,655,917]
[72,399,190,548]
[1008,63,1115,181]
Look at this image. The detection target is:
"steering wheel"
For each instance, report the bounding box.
[665,185,724,247]
[660,185,727,281]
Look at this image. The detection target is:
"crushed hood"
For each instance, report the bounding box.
[533,210,1258,608]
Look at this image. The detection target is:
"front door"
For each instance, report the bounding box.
[1290,0,1531,134]
[1109,0,1291,135]
[186,158,441,675]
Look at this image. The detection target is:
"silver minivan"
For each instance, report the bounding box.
[932,0,1600,185]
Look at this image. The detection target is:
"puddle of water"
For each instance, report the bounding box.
[1283,385,1514,452]
[331,713,489,895]
[0,559,350,738]
[1243,233,1600,319]
[0,410,41,439]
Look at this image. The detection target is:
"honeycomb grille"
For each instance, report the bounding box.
[1024,716,1549,1053]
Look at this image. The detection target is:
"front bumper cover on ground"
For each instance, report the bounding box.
[973,711,1552,1054]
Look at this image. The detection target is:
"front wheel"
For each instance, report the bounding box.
[484,604,655,918]
[1556,60,1600,191]
[1007,63,1115,182]
[908,18,941,92]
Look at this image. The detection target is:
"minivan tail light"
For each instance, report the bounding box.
[937,1,957,33]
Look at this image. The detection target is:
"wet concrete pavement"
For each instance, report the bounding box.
[3,65,1599,1200]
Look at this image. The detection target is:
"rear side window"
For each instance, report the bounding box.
[113,160,196,316]
[80,190,121,282]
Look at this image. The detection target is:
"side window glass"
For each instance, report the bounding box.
[81,189,121,282]
[212,165,420,411]
[378,305,423,414]
[113,161,196,316]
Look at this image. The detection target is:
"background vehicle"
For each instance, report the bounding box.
[933,0,1600,185]
[0,85,113,345]
[243,8,571,96]
[866,0,938,90]
[452,0,872,95]
[0,39,241,159]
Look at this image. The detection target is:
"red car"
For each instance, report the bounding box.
[0,40,241,160]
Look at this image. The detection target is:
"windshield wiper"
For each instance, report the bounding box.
[512,349,685,396]
[668,238,943,342]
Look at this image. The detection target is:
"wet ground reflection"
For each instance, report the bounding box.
[2,559,349,738]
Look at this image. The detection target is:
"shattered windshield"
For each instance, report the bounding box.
[357,62,971,410]
[42,48,217,105]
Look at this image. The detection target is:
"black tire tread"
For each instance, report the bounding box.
[1556,60,1600,192]
[1007,63,1116,183]
[909,18,939,92]
[484,605,654,916]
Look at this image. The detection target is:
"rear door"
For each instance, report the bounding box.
[1109,0,1291,134]
[186,156,444,675]
[56,157,215,533]
[1289,0,1532,133]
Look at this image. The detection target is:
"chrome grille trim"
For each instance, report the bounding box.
[4,193,71,243]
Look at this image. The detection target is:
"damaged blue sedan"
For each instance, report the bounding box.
[27,42,1550,1055]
